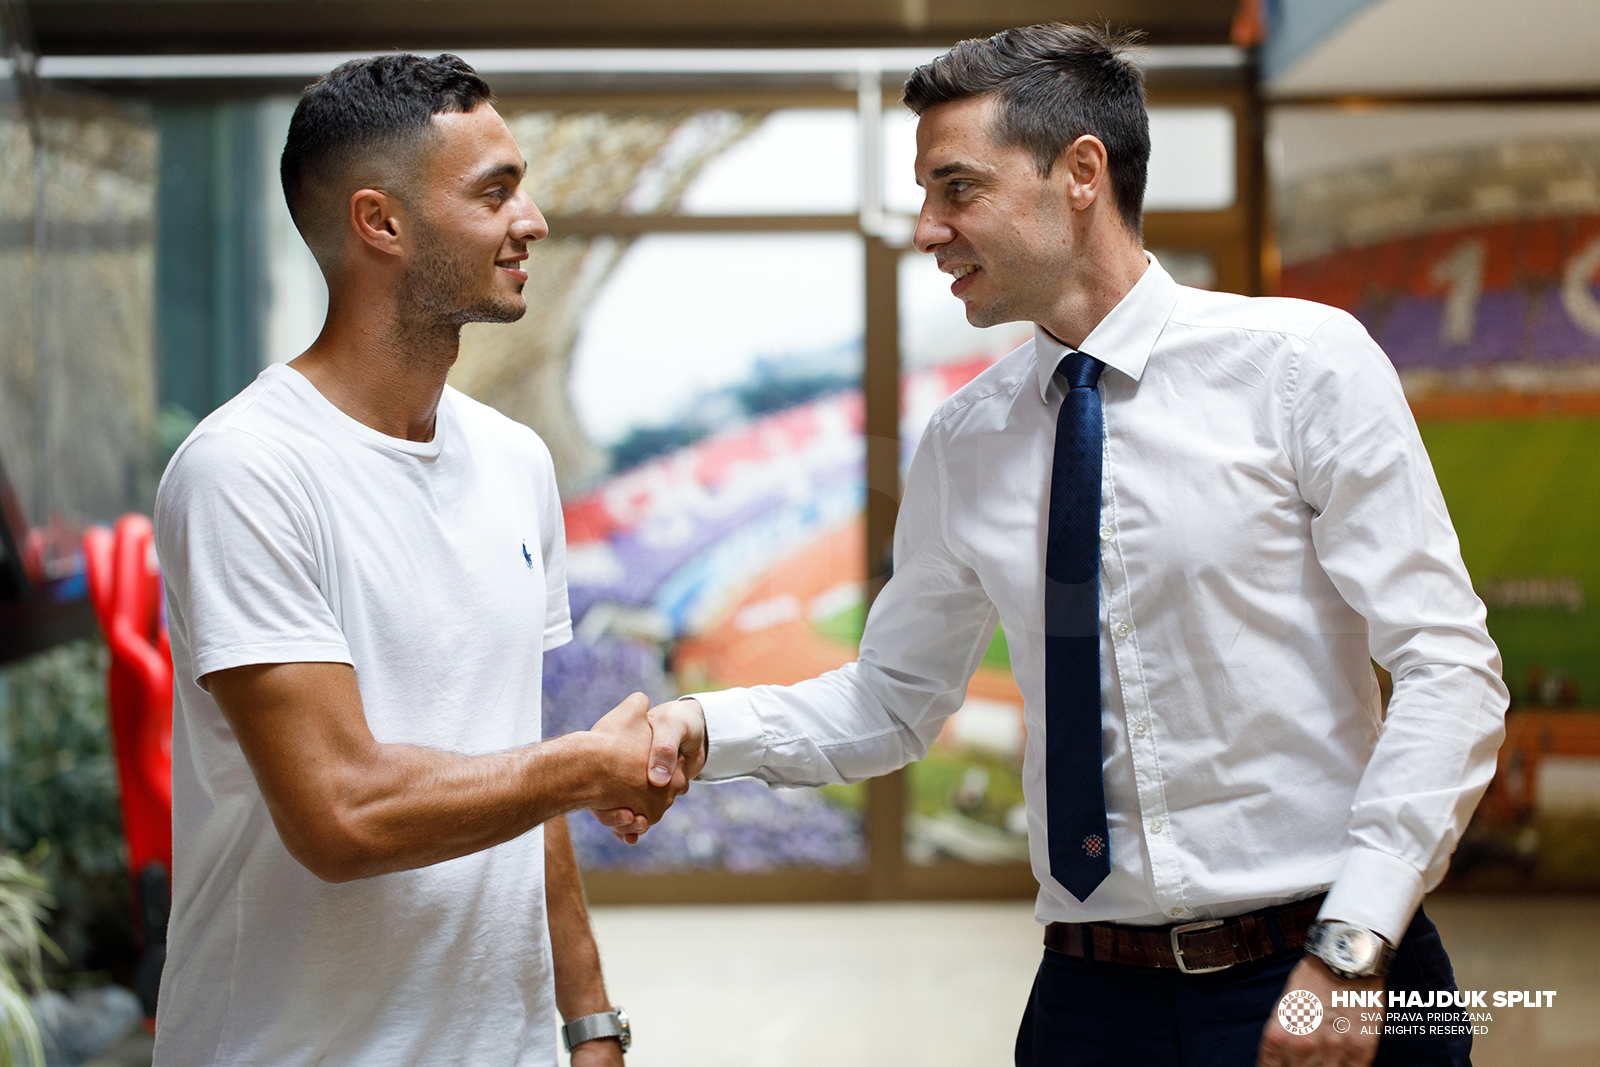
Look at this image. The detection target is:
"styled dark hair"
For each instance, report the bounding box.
[903,24,1150,234]
[280,53,493,252]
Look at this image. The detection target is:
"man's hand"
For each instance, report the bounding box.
[647,697,708,785]
[586,693,688,828]
[1257,956,1382,1067]
[569,1039,624,1067]
[589,697,707,844]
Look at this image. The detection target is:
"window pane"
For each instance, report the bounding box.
[472,232,870,873]
[570,233,863,443]
[497,108,770,217]
[883,104,922,217]
[1147,106,1235,211]
[679,109,859,216]
[4,96,157,529]
[897,250,1033,865]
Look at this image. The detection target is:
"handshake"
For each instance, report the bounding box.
[580,693,709,843]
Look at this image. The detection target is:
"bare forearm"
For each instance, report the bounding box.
[545,815,611,1021]
[301,732,608,882]
[207,664,679,883]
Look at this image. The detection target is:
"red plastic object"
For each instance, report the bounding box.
[82,515,173,910]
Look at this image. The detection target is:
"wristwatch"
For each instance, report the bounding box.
[560,1006,631,1054]
[1304,920,1396,980]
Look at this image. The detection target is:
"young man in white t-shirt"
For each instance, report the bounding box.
[153,54,680,1066]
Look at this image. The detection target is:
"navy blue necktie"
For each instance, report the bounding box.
[1045,351,1111,902]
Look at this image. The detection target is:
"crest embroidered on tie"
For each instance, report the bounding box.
[1082,834,1105,858]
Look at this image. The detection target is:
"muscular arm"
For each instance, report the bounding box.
[206,661,680,882]
[546,815,623,1066]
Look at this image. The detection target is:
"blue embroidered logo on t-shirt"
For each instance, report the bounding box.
[522,541,533,569]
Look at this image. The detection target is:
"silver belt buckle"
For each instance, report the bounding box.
[1170,919,1232,974]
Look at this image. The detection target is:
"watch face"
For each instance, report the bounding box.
[616,1007,632,1052]
[1331,926,1378,971]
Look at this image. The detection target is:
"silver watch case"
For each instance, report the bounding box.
[1305,920,1395,979]
[560,1006,631,1053]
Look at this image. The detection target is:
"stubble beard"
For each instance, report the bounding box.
[963,278,1019,330]
[965,295,1011,330]
[396,218,527,360]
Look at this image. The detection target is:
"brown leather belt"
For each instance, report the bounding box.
[1044,894,1325,973]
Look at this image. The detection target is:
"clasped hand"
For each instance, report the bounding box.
[586,697,706,843]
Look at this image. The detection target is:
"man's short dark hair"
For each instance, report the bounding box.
[281,53,493,261]
[903,24,1150,234]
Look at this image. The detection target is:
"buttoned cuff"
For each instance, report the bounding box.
[689,688,766,780]
[1317,846,1426,947]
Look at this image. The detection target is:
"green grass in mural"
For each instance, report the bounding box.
[813,602,1012,671]
[1419,417,1600,707]
[810,602,869,646]
[906,750,1028,829]
[812,605,1021,829]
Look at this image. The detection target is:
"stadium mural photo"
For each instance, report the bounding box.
[545,345,1031,874]
[1278,127,1600,887]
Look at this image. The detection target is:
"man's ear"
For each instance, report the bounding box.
[349,188,406,258]
[1060,134,1110,214]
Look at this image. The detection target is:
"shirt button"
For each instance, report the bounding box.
[1149,818,1165,834]
[1115,621,1132,638]
[1131,720,1148,739]
[1100,525,1114,541]
[1169,907,1184,918]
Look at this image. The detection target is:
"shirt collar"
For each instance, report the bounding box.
[1033,251,1181,402]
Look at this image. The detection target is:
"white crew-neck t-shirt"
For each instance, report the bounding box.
[152,364,572,1067]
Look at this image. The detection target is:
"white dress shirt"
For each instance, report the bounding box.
[695,254,1508,945]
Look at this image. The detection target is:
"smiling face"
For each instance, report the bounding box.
[398,104,547,327]
[912,95,1080,329]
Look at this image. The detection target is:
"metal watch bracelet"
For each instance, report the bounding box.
[560,1006,630,1054]
[1305,920,1396,980]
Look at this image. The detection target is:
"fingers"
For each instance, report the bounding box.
[647,702,690,787]
[646,698,708,787]
[584,693,696,831]
[589,807,647,834]
[1256,972,1381,1067]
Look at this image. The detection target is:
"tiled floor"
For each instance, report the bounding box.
[588,894,1600,1067]
[1427,896,1600,1067]
[590,900,1040,1067]
[94,893,1599,1066]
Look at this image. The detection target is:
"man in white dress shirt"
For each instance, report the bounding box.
[605,24,1505,1067]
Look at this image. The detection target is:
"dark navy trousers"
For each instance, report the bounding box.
[1016,907,1471,1067]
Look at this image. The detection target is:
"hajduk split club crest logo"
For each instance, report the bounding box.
[1277,990,1324,1035]
[1082,834,1105,858]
